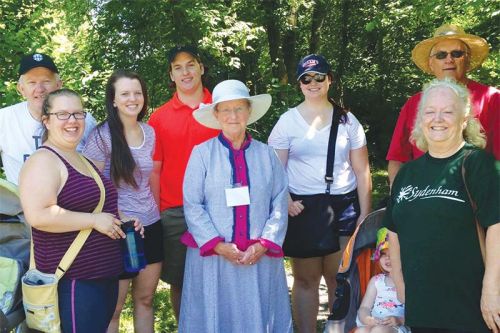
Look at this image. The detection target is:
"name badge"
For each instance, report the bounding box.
[225,186,250,207]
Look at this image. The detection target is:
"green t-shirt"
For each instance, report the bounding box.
[383,145,499,332]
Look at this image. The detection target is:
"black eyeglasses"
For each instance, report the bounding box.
[430,50,466,60]
[47,111,87,120]
[299,73,327,85]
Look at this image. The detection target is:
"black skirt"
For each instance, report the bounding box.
[283,189,360,258]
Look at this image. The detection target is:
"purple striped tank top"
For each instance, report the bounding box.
[32,146,123,279]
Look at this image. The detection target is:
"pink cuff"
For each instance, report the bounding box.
[257,238,284,257]
[200,237,225,256]
[180,231,197,248]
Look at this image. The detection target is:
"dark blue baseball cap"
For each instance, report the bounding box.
[296,54,330,80]
[19,53,58,76]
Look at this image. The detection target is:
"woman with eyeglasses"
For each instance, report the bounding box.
[269,54,372,332]
[83,70,162,333]
[178,80,292,332]
[19,89,142,332]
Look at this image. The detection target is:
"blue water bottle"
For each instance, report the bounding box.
[121,221,146,272]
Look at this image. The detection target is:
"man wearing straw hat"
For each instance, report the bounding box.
[387,24,499,184]
[148,45,219,321]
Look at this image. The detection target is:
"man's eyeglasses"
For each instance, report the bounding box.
[47,111,87,120]
[430,50,466,60]
[299,73,327,85]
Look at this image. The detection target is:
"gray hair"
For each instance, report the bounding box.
[214,98,252,112]
[18,73,61,85]
[410,78,486,151]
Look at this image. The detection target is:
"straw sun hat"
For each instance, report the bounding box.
[193,80,272,130]
[411,24,490,74]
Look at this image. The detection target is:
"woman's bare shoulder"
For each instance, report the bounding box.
[21,148,64,179]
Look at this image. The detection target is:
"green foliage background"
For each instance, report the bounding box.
[1,2,495,330]
[1,0,499,166]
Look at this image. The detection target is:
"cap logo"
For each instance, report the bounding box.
[33,54,43,62]
[303,59,318,68]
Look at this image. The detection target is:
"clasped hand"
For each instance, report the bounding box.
[378,316,402,326]
[363,315,402,327]
[93,213,144,240]
[215,242,267,265]
[288,199,304,217]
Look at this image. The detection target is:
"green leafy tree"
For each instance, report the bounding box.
[1,0,498,163]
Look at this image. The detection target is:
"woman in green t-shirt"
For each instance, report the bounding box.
[384,78,499,333]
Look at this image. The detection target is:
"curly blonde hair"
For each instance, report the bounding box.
[410,78,486,151]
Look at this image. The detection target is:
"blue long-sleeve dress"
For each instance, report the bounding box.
[178,134,293,333]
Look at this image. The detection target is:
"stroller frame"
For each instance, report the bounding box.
[0,179,29,333]
[324,208,386,333]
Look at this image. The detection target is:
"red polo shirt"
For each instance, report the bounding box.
[149,88,219,211]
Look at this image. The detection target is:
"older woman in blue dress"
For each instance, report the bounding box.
[178,80,292,332]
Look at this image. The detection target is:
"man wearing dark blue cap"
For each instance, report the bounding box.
[148,46,219,321]
[0,53,96,185]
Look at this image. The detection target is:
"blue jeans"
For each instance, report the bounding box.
[58,277,118,333]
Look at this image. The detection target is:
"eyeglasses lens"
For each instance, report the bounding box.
[433,50,465,60]
[53,112,87,120]
[300,74,327,85]
[217,107,248,116]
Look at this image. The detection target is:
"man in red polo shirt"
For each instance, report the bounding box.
[149,46,219,321]
[387,24,499,185]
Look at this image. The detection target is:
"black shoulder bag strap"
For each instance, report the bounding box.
[325,106,341,193]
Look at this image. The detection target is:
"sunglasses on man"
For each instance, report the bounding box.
[430,50,466,60]
[299,73,327,85]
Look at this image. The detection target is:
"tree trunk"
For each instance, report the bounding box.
[375,0,387,102]
[335,0,350,105]
[282,3,299,83]
[309,0,328,54]
[261,0,288,84]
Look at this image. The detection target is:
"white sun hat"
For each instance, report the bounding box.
[193,79,272,130]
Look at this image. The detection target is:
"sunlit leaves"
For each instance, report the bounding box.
[1,0,498,164]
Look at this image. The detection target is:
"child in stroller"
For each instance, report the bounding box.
[324,208,405,333]
[355,227,409,333]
